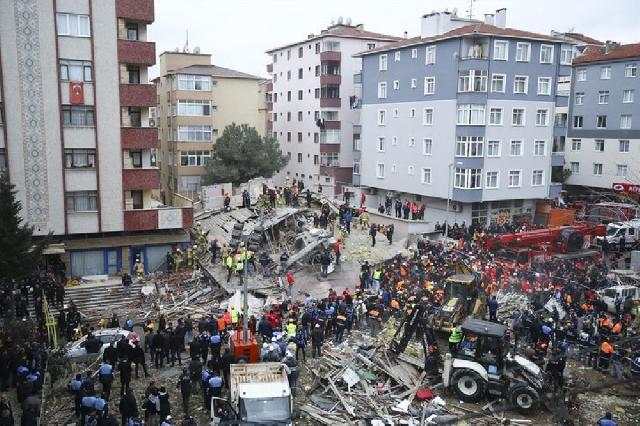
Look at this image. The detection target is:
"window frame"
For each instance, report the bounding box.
[425,45,436,64]
[489,107,503,125]
[619,139,630,153]
[423,108,433,125]
[600,66,611,79]
[575,92,584,105]
[486,140,501,157]
[508,170,522,188]
[535,109,549,126]
[377,109,386,126]
[493,40,509,61]
[490,74,506,93]
[456,104,486,125]
[510,140,523,157]
[66,191,98,212]
[598,90,610,104]
[379,54,388,71]
[531,169,545,186]
[377,136,385,152]
[376,162,385,178]
[624,63,637,78]
[539,44,554,64]
[485,171,499,189]
[421,167,432,184]
[64,148,96,169]
[577,68,587,81]
[623,89,634,104]
[593,163,603,176]
[537,77,552,95]
[424,77,435,95]
[516,42,531,62]
[377,82,387,99]
[620,114,632,129]
[512,108,526,126]
[533,140,546,156]
[513,75,529,94]
[56,13,91,37]
[422,138,433,156]
[570,162,580,174]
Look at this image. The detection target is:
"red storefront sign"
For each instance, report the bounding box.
[612,182,640,194]
[69,82,84,104]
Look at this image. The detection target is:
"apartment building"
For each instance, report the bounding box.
[357,9,576,227]
[266,21,400,196]
[155,51,265,203]
[0,0,192,278]
[565,42,640,190]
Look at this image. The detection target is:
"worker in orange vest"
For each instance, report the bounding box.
[598,338,615,371]
[216,314,226,333]
[223,310,232,328]
[611,321,622,335]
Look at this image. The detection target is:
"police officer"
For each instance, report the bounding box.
[282,351,299,396]
[208,372,224,413]
[94,393,108,418]
[177,368,192,416]
[448,326,462,355]
[200,368,211,411]
[81,391,97,423]
[68,373,83,416]
[98,361,114,399]
[209,332,222,363]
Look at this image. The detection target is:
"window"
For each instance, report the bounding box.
[177,100,211,116]
[298,46,303,58]
[129,150,142,168]
[126,65,140,84]
[536,109,549,126]
[625,63,637,77]
[391,136,398,146]
[571,139,582,151]
[352,160,360,174]
[489,108,503,125]
[623,90,634,103]
[457,104,485,125]
[454,168,482,189]
[286,112,291,122]
[573,115,583,128]
[287,91,291,101]
[512,108,525,126]
[126,23,138,40]
[377,137,385,152]
[539,45,554,64]
[553,136,565,153]
[367,43,376,50]
[422,138,432,155]
[394,51,401,62]
[619,140,630,153]
[178,74,211,91]
[393,80,400,90]
[493,40,508,60]
[424,77,435,95]
[297,132,303,143]
[456,136,484,157]
[534,140,546,156]
[407,165,415,176]
[297,153,303,163]
[64,149,95,168]
[296,68,302,79]
[570,162,580,174]
[621,115,632,129]
[600,66,611,79]
[508,170,521,187]
[176,125,212,141]
[423,108,433,125]
[485,171,499,189]
[376,162,385,178]
[297,111,303,122]
[516,42,531,62]
[408,137,415,147]
[561,46,575,65]
[598,90,609,104]
[537,77,551,95]
[66,191,97,212]
[128,107,141,127]
[59,60,92,82]
[379,54,388,71]
[392,108,399,118]
[514,76,528,94]
[617,164,628,177]
[62,105,94,126]
[56,13,90,37]
[532,170,544,186]
[287,50,291,60]
[411,48,418,58]
[593,163,603,175]
[180,150,211,166]
[377,82,387,99]
[577,68,587,81]
[0,149,5,173]
[410,78,417,88]
[286,71,291,80]
[425,46,436,64]
[491,74,505,92]
[377,110,386,125]
[597,115,607,128]
[287,132,291,142]
[487,140,501,157]
[458,70,488,92]
[409,108,416,118]
[575,92,584,105]
[510,140,523,156]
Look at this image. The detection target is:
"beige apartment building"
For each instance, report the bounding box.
[155,51,266,203]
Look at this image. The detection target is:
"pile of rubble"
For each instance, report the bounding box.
[495,290,530,322]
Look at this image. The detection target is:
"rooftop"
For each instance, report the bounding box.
[171,64,263,80]
[266,23,401,54]
[563,32,604,45]
[355,23,563,57]
[573,43,640,64]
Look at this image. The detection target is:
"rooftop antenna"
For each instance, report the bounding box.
[466,0,477,19]
[183,29,189,53]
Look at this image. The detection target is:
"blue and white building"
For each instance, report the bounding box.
[355,9,578,227]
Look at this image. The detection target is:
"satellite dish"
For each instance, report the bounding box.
[346,17,352,26]
[194,46,200,54]
[337,16,343,25]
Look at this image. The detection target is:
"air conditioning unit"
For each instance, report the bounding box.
[149,119,156,127]
[450,203,462,213]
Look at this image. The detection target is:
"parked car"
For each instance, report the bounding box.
[65,328,138,363]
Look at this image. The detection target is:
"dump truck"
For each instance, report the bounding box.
[211,362,292,425]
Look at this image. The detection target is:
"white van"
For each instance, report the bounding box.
[597,219,640,249]
[598,285,640,313]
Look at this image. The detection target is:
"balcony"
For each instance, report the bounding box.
[266,63,273,73]
[116,0,154,22]
[320,98,341,108]
[320,51,341,61]
[323,120,340,130]
[118,39,156,65]
[124,206,193,231]
[320,143,340,153]
[320,74,341,85]
[122,168,160,191]
[266,101,273,111]
[121,127,157,149]
[551,153,565,167]
[119,84,155,107]
[353,124,362,134]
[266,82,273,91]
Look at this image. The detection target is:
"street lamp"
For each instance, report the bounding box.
[445,162,463,239]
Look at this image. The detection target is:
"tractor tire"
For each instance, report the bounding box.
[508,383,539,414]
[451,368,485,403]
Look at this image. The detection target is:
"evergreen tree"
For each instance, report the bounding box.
[203,123,289,186]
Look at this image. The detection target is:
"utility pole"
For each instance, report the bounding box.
[466,0,477,19]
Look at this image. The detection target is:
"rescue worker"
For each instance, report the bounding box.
[207,372,223,413]
[598,338,614,372]
[610,348,624,381]
[209,332,222,363]
[177,368,192,417]
[225,253,234,283]
[448,326,462,355]
[174,249,183,272]
[230,305,239,329]
[335,314,347,344]
[281,351,299,396]
[68,373,83,416]
[286,319,297,337]
[98,361,114,400]
[200,369,210,411]
[372,267,382,293]
[186,247,194,269]
[311,324,324,358]
[134,256,144,282]
[235,253,245,285]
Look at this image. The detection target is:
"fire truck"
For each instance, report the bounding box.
[485,224,605,266]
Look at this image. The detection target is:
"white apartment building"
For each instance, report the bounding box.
[266,21,400,195]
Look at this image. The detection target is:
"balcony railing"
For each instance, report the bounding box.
[118,40,156,65]
[121,127,158,149]
[320,51,341,61]
[124,206,193,231]
[116,0,154,22]
[320,74,341,85]
[266,63,273,73]
[119,84,155,107]
[320,98,341,108]
[122,168,160,190]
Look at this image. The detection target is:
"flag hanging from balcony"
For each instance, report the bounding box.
[69,82,84,105]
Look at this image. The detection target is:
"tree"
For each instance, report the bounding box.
[203,123,289,186]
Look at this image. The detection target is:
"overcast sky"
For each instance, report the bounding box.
[149,0,639,78]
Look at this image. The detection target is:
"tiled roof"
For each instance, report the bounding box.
[173,64,262,79]
[564,32,603,45]
[266,25,400,54]
[355,23,563,57]
[573,43,640,64]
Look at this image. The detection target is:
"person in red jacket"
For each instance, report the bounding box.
[286,271,295,299]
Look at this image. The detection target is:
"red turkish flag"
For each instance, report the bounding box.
[69,82,84,105]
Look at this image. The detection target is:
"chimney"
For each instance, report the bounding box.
[605,40,620,54]
[494,8,507,28]
[421,10,454,37]
[403,31,408,39]
[484,14,495,26]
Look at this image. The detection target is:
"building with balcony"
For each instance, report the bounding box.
[356,8,580,227]
[154,51,265,203]
[266,21,400,195]
[0,0,191,278]
[564,42,640,191]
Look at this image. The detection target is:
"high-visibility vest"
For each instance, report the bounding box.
[287,323,297,335]
[236,260,244,271]
[216,317,226,331]
[225,256,233,268]
[600,342,614,354]
[390,299,400,309]
[449,328,462,344]
[612,323,622,334]
[231,308,239,324]
[373,270,381,280]
[223,312,232,325]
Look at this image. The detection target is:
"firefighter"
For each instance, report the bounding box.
[174,249,183,272]
[448,326,462,355]
[186,247,194,269]
[134,256,144,282]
